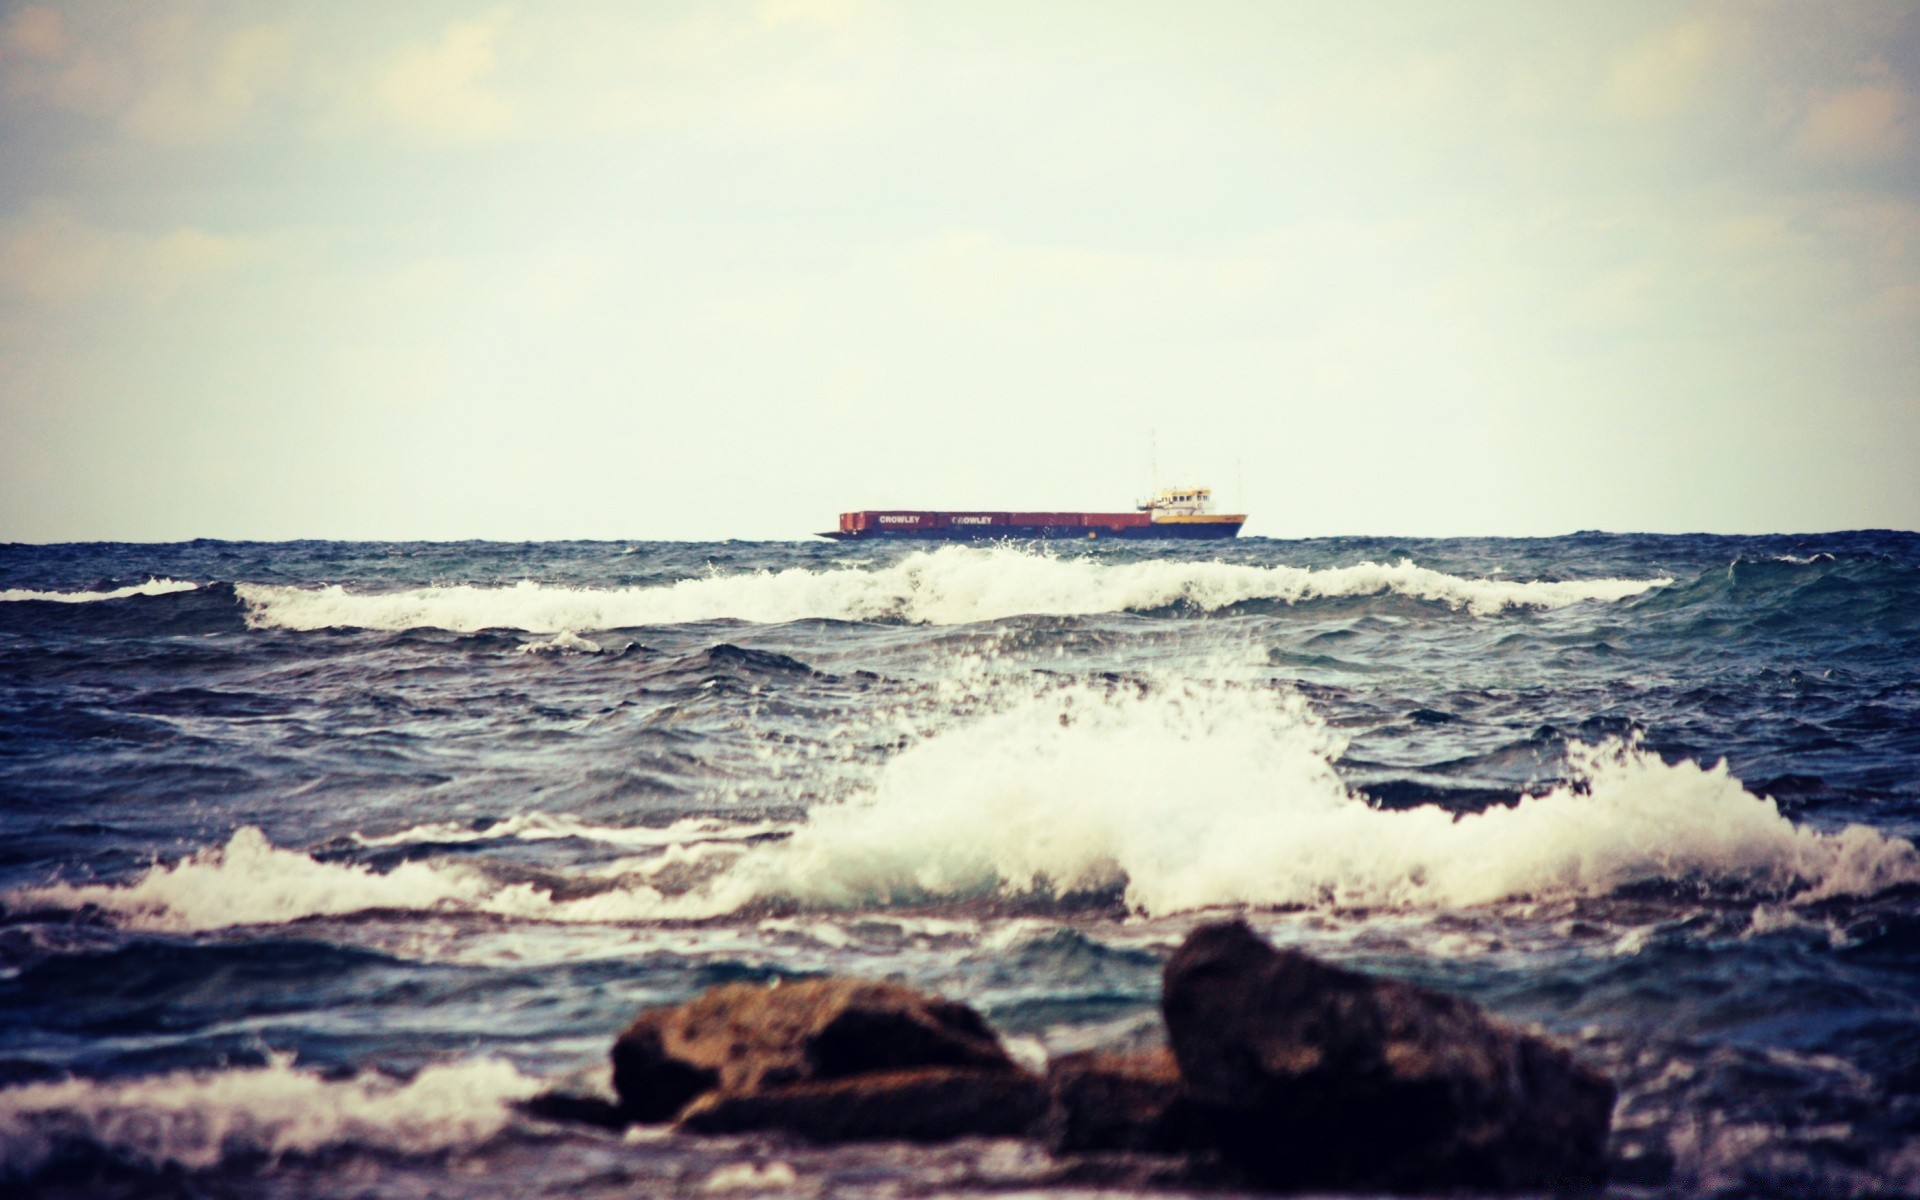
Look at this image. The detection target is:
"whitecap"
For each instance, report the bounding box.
[13,683,1907,930]
[349,812,791,850]
[0,578,198,604]
[710,681,1920,916]
[232,547,1670,632]
[0,1056,538,1176]
[517,630,602,655]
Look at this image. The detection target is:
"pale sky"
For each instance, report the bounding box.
[2,0,1916,541]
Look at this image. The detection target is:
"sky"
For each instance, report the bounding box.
[1,0,1916,541]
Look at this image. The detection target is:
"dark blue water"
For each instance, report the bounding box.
[2,533,1917,1197]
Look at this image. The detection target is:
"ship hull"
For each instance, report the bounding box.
[819,512,1244,540]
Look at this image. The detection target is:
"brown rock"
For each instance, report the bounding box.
[1162,919,1615,1192]
[1040,1049,1198,1154]
[676,1066,1046,1143]
[611,977,1016,1122]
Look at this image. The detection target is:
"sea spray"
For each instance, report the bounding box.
[722,681,1920,914]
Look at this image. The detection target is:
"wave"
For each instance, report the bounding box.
[713,682,1920,915]
[0,1056,537,1177]
[231,547,1669,631]
[0,578,198,604]
[348,812,793,849]
[0,824,739,931]
[11,683,1914,931]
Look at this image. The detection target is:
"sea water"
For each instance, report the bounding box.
[1,534,1917,1196]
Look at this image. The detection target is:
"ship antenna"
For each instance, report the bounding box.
[1150,429,1158,494]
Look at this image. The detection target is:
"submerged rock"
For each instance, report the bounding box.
[518,1063,629,1131]
[1162,919,1616,1192]
[1040,1049,1198,1154]
[611,977,1017,1124]
[677,1066,1046,1143]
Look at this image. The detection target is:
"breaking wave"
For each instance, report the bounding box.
[0,1056,537,1177]
[11,684,1913,930]
[721,683,1920,915]
[233,547,1668,631]
[0,825,736,931]
[0,578,198,604]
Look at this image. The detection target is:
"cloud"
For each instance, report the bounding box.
[4,5,66,58]
[1603,17,1719,120]
[1795,82,1909,165]
[0,6,128,117]
[757,0,864,28]
[121,21,296,144]
[0,209,112,303]
[373,9,515,143]
[0,208,255,304]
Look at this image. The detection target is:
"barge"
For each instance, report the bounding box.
[819,486,1245,540]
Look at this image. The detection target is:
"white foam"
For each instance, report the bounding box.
[0,1056,538,1176]
[0,578,198,604]
[1,823,743,932]
[14,687,1909,931]
[350,812,791,850]
[712,682,1920,915]
[232,547,1669,631]
[5,827,496,931]
[517,630,603,655]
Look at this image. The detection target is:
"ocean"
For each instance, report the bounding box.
[1,532,1917,1197]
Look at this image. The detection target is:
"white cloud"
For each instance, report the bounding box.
[372,9,515,143]
[1602,17,1720,120]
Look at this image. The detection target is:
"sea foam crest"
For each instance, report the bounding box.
[0,1056,537,1177]
[1,824,743,931]
[349,812,792,850]
[0,578,198,604]
[13,684,1908,930]
[717,682,1920,915]
[234,546,1669,631]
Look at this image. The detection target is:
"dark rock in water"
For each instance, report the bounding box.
[1162,920,1615,1193]
[1041,1049,1198,1154]
[519,1063,629,1131]
[609,1017,721,1123]
[677,1066,1046,1143]
[612,977,1016,1123]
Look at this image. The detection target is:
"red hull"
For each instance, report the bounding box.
[819,510,1243,540]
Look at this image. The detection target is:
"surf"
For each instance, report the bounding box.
[232,546,1671,632]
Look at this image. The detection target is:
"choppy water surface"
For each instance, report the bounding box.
[2,533,1917,1197]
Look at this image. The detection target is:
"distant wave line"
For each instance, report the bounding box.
[231,547,1672,632]
[0,578,199,604]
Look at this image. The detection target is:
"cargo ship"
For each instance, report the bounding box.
[819,486,1245,540]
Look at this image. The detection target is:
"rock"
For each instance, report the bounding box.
[519,1063,629,1131]
[611,977,1017,1122]
[1040,1049,1198,1154]
[677,1066,1046,1143]
[1162,919,1615,1192]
